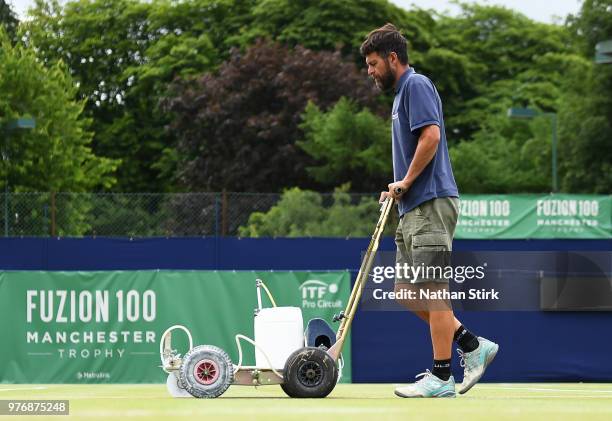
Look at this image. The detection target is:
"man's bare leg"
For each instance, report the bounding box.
[429,310,456,359]
[394,283,461,329]
[413,309,462,332]
[393,283,457,397]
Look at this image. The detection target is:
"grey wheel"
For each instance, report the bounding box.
[282,347,338,398]
[179,345,233,398]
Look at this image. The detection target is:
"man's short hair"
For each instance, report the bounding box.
[360,23,409,65]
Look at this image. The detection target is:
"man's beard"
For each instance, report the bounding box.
[373,60,396,92]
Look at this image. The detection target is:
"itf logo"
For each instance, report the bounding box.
[298,280,341,309]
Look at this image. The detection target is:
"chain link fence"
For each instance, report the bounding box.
[0,192,387,237]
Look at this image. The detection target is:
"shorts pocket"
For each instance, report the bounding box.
[411,232,451,280]
[414,205,423,217]
[412,232,450,250]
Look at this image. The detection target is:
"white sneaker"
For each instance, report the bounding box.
[394,370,456,398]
[457,336,499,394]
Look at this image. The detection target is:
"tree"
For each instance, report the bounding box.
[567,0,612,56]
[0,0,17,41]
[558,0,612,193]
[235,0,433,57]
[25,0,161,191]
[24,0,249,192]
[0,29,118,234]
[298,97,391,191]
[164,39,382,192]
[238,185,388,237]
[420,3,589,193]
[450,114,555,193]
[22,0,598,196]
[433,3,572,143]
[0,29,117,191]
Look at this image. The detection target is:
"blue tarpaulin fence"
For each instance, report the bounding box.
[1,237,610,382]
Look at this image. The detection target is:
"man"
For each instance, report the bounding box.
[360,23,498,398]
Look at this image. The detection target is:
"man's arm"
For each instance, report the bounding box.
[381,124,440,202]
[400,124,440,188]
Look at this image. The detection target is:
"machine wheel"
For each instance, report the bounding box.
[282,347,338,398]
[179,345,233,398]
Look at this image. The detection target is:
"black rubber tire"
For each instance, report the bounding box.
[179,345,233,398]
[282,347,338,398]
[280,382,293,396]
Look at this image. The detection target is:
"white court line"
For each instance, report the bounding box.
[477,385,612,394]
[0,387,48,392]
[27,352,53,356]
[500,396,612,399]
[55,392,612,400]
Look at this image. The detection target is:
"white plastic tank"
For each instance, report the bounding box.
[254,306,304,369]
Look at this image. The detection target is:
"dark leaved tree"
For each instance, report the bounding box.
[164,39,382,192]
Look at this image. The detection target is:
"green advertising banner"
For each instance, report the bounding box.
[456,194,611,239]
[0,270,351,383]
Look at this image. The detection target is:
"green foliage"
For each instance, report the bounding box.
[0,0,17,41]
[25,0,161,191]
[0,29,117,192]
[567,0,612,55]
[447,52,588,193]
[0,29,118,235]
[164,39,381,192]
[238,185,385,237]
[418,3,596,193]
[431,3,573,142]
[558,0,612,193]
[450,115,553,193]
[236,0,431,56]
[15,0,610,198]
[24,0,240,192]
[69,193,164,236]
[298,98,391,191]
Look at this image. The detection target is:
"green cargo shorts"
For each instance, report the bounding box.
[395,197,459,284]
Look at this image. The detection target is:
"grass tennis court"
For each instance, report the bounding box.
[2,383,612,420]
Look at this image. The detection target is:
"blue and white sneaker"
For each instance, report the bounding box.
[394,370,456,398]
[457,336,499,394]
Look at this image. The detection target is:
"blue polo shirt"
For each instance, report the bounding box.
[392,67,459,217]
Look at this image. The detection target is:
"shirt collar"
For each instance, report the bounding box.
[395,67,415,93]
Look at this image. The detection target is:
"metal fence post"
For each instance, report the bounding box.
[3,189,8,237]
[222,190,228,237]
[43,200,49,237]
[214,193,220,238]
[50,191,57,237]
[551,113,558,193]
